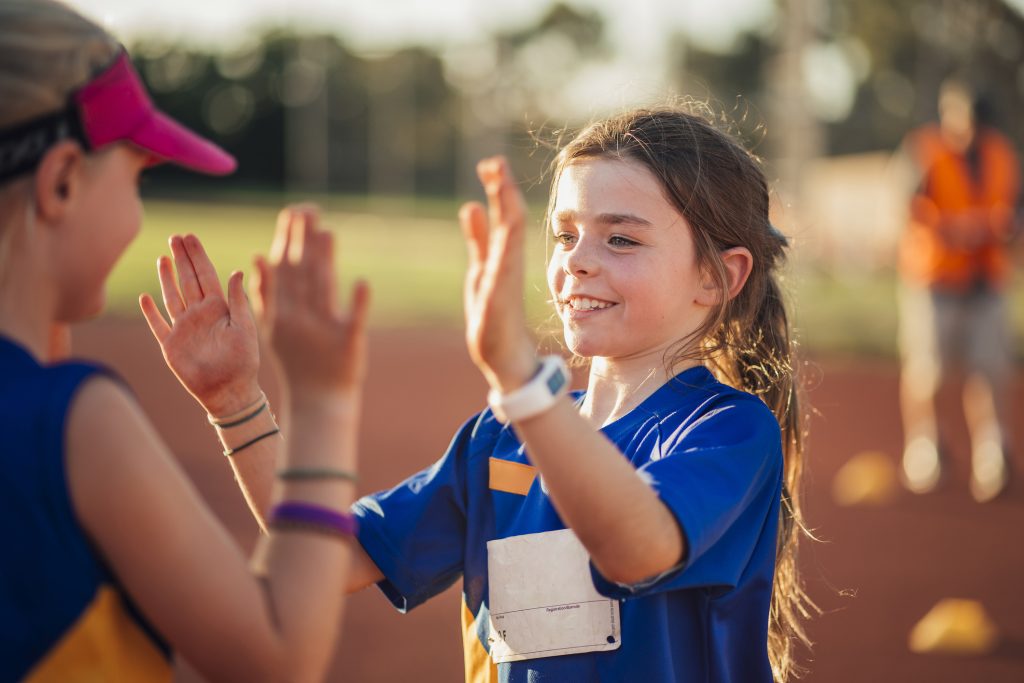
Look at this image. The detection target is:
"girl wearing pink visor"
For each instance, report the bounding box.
[0,2,370,681]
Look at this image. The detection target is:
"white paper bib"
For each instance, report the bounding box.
[486,529,622,663]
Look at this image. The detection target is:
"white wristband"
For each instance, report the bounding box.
[487,355,570,424]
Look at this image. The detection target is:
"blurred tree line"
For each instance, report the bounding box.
[136,0,1024,199]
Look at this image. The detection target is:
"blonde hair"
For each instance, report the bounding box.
[550,107,815,681]
[0,0,119,130]
[0,0,118,266]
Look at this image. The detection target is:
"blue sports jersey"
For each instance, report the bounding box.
[354,365,782,682]
[0,335,171,682]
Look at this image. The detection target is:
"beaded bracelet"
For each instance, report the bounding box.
[269,501,358,538]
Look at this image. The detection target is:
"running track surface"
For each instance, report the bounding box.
[71,319,1024,682]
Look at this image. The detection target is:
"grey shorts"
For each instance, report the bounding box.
[898,284,1012,394]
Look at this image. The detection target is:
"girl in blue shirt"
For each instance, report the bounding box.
[154,107,813,682]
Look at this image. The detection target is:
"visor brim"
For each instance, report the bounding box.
[130,110,236,176]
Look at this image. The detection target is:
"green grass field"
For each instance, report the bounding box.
[116,198,558,328]
[110,198,1024,358]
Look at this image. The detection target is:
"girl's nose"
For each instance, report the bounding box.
[563,239,599,277]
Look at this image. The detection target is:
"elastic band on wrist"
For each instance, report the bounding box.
[212,401,268,429]
[208,391,267,426]
[277,467,359,483]
[223,427,280,457]
[269,501,358,537]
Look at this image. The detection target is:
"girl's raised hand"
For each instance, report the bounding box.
[460,156,537,392]
[251,206,370,401]
[140,234,262,416]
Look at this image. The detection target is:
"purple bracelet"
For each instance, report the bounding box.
[269,502,358,537]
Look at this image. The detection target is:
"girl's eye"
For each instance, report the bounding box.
[609,235,638,248]
[553,232,577,246]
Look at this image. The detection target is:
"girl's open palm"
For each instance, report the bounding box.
[460,157,537,392]
[251,206,370,397]
[140,234,261,416]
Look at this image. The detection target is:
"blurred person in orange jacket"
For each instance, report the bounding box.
[897,76,1020,502]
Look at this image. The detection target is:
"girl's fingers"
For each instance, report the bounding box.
[345,279,371,381]
[459,201,489,267]
[347,279,371,343]
[269,207,295,265]
[290,206,319,266]
[139,293,171,344]
[250,256,273,325]
[226,270,253,330]
[313,229,337,316]
[287,210,307,265]
[156,255,186,323]
[476,157,527,291]
[182,234,226,301]
[477,156,526,239]
[460,201,489,298]
[269,206,319,309]
[169,235,204,305]
[482,202,525,300]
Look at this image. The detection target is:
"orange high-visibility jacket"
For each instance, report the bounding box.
[899,124,1020,290]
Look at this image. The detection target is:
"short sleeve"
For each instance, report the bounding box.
[591,397,783,598]
[352,414,479,612]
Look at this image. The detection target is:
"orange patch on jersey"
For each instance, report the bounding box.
[488,457,537,496]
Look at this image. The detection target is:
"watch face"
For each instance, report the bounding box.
[546,367,568,394]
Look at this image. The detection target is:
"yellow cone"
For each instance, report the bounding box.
[909,599,999,655]
[831,451,898,506]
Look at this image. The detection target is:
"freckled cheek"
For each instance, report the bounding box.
[546,257,564,298]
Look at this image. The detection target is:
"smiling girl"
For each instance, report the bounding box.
[153,107,813,682]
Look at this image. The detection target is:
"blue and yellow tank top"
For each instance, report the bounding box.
[0,335,171,682]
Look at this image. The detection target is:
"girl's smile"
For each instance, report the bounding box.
[557,294,618,315]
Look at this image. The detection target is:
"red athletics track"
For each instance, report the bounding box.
[69,319,1024,682]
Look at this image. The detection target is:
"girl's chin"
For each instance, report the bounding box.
[58,290,106,323]
[563,333,605,359]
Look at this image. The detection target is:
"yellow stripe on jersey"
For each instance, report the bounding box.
[488,458,536,496]
[462,598,499,683]
[24,585,171,683]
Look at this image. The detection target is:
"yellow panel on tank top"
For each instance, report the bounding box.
[24,585,171,683]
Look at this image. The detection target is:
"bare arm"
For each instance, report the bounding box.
[459,159,684,585]
[141,225,383,590]
[68,378,355,683]
[508,401,683,584]
[72,210,372,682]
[210,417,386,592]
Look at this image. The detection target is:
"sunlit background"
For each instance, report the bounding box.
[69,0,1024,355]
[63,1,1024,681]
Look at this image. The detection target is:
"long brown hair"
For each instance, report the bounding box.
[549,106,814,681]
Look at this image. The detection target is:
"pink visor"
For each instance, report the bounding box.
[74,50,236,175]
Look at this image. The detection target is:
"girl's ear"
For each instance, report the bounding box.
[696,246,754,306]
[33,141,85,224]
[721,246,753,300]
